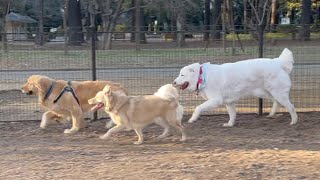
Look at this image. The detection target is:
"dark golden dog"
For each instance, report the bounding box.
[21,75,127,134]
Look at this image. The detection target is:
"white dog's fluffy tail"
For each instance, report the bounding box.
[154,84,184,125]
[279,48,294,74]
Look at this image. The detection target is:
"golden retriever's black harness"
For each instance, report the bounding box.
[43,81,56,100]
[53,81,80,105]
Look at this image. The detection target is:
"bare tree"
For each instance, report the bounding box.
[0,0,10,52]
[67,0,84,45]
[170,0,198,47]
[299,0,311,40]
[244,0,272,43]
[203,0,210,41]
[37,0,44,46]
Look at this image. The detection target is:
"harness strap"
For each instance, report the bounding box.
[53,81,80,105]
[43,81,56,100]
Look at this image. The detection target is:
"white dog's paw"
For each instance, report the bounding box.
[290,120,298,125]
[223,123,234,127]
[64,128,78,134]
[188,118,196,123]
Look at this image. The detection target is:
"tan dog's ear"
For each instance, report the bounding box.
[35,77,50,94]
[103,85,112,96]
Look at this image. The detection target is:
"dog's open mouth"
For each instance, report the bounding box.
[180,82,189,90]
[91,102,105,111]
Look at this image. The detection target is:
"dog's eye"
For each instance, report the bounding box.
[181,74,184,77]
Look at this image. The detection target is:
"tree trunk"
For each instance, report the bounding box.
[130,0,135,42]
[67,0,83,45]
[212,0,222,40]
[63,0,68,55]
[135,0,141,50]
[176,10,185,47]
[203,0,210,41]
[1,1,10,52]
[299,0,311,41]
[270,0,277,30]
[37,0,44,46]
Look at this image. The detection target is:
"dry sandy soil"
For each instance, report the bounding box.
[1,112,320,179]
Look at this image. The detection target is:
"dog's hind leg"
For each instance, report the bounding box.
[133,128,143,144]
[267,100,280,118]
[64,110,83,134]
[270,93,298,125]
[166,113,186,142]
[133,128,144,145]
[40,111,59,128]
[155,118,170,139]
[224,103,237,127]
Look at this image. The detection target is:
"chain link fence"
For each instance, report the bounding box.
[0,27,319,121]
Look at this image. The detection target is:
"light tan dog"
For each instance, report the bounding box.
[88,84,186,144]
[21,75,127,134]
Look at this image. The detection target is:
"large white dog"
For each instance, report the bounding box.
[173,48,298,126]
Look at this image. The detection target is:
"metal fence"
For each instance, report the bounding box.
[0,28,320,121]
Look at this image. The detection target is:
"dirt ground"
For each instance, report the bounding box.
[1,112,320,179]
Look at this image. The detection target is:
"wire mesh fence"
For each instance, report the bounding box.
[0,28,319,121]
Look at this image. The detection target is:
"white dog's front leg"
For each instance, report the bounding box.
[224,103,236,127]
[188,99,222,123]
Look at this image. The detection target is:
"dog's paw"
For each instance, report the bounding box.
[180,136,187,142]
[39,124,47,129]
[267,114,283,118]
[290,120,298,125]
[105,122,114,129]
[133,141,143,145]
[99,135,109,139]
[64,128,78,134]
[157,134,168,139]
[223,123,234,127]
[188,118,196,123]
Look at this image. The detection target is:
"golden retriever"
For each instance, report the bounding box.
[88,84,186,144]
[21,75,127,134]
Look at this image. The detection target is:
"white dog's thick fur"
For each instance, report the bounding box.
[173,48,298,126]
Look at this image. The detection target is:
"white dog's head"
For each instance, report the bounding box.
[173,63,200,91]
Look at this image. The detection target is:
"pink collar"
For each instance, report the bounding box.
[195,66,203,95]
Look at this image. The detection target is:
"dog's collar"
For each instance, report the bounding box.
[43,81,56,100]
[195,63,209,95]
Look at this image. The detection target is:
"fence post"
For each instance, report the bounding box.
[90,26,97,120]
[258,25,263,115]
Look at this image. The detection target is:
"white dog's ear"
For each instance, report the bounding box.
[188,63,200,73]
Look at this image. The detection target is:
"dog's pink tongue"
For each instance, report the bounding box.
[91,103,104,111]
